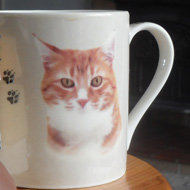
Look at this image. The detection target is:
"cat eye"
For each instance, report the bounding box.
[61,78,75,88]
[91,76,103,87]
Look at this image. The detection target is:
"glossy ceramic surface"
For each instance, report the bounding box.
[0,11,173,189]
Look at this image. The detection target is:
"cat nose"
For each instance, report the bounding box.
[77,99,89,108]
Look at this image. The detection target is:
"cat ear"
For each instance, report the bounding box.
[98,31,115,66]
[33,33,61,71]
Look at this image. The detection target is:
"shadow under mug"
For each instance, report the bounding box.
[0,10,174,189]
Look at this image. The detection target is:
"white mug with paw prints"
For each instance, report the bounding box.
[0,11,174,189]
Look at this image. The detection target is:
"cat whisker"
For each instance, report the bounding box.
[91,103,99,109]
[65,106,74,110]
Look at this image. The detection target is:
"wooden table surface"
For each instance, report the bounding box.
[17,154,172,190]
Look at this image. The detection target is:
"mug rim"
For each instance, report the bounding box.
[0,9,128,14]
[0,10,128,15]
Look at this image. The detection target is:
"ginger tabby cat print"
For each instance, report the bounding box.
[33,33,122,155]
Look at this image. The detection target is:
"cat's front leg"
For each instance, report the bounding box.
[46,116,68,152]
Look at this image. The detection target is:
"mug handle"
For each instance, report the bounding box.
[127,22,174,150]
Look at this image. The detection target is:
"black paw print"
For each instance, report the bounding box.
[3,70,15,84]
[7,90,20,104]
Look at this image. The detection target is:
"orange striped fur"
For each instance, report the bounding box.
[34,33,122,154]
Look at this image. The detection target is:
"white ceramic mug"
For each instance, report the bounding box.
[0,11,174,189]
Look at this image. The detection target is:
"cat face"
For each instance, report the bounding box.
[34,33,117,112]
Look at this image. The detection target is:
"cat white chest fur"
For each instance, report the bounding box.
[47,101,114,152]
